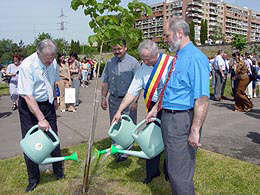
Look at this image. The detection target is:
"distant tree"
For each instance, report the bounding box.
[209,26,224,44]
[200,19,207,45]
[34,32,52,49]
[232,34,247,51]
[189,21,195,44]
[54,38,70,55]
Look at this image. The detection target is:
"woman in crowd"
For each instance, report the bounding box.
[234,52,253,112]
[68,53,81,110]
[6,55,21,110]
[81,57,89,88]
[57,53,71,112]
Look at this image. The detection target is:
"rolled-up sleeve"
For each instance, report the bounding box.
[127,67,143,97]
[18,65,34,96]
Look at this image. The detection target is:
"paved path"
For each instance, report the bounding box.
[0,79,260,165]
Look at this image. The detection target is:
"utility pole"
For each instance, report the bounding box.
[57,8,67,53]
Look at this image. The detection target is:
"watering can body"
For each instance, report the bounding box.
[132,118,164,159]
[20,125,78,164]
[111,118,164,159]
[108,114,136,149]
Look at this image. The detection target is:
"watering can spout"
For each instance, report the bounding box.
[41,152,78,164]
[110,145,150,159]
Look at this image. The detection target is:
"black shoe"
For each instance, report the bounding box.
[25,182,38,192]
[143,172,160,184]
[115,156,128,163]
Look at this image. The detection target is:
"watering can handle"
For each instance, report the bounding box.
[133,118,161,135]
[121,114,133,122]
[48,128,60,147]
[25,125,40,138]
[25,125,60,147]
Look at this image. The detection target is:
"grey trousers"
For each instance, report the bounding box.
[108,94,137,125]
[71,78,80,105]
[161,109,196,195]
[221,74,227,97]
[214,70,223,99]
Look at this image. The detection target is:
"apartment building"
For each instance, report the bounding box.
[135,0,260,43]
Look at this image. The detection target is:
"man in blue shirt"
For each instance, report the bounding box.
[18,39,64,192]
[147,18,210,195]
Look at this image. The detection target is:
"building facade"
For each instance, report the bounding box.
[135,0,260,43]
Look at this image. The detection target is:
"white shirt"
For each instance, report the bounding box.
[213,55,225,71]
[127,59,170,103]
[18,52,60,102]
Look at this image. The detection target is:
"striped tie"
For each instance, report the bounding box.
[42,69,54,104]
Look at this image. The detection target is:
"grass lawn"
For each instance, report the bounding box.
[0,82,8,96]
[0,139,259,195]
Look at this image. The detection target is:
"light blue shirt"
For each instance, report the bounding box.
[162,42,210,110]
[101,53,140,97]
[18,52,60,102]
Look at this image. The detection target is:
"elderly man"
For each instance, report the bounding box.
[213,49,225,101]
[100,38,140,162]
[112,39,173,184]
[146,18,210,195]
[18,39,64,192]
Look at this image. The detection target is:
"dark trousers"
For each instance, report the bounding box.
[145,101,163,179]
[18,97,63,184]
[161,109,196,195]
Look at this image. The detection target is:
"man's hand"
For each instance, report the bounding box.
[38,119,51,131]
[129,102,137,112]
[112,111,121,124]
[101,97,107,110]
[54,99,59,110]
[188,128,201,148]
[145,106,158,123]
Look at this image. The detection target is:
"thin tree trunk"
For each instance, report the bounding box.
[82,41,104,193]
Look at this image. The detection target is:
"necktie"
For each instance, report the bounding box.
[157,55,177,111]
[42,68,54,104]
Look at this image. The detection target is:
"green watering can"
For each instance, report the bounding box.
[111,118,164,159]
[108,114,136,149]
[20,125,78,164]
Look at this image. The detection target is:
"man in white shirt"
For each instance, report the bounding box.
[18,39,64,192]
[213,50,225,101]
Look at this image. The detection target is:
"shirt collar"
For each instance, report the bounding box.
[176,41,193,56]
[116,53,127,62]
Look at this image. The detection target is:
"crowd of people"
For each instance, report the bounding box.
[1,16,258,194]
[210,49,260,112]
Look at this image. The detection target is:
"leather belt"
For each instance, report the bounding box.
[162,108,193,114]
[111,94,124,98]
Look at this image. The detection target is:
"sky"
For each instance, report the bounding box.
[0,0,260,45]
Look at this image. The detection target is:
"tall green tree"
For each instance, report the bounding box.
[33,32,52,49]
[232,34,248,51]
[204,19,208,44]
[189,21,195,44]
[200,19,206,45]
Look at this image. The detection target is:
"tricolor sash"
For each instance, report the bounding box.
[143,53,172,111]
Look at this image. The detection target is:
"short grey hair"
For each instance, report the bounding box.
[169,17,190,37]
[138,40,159,57]
[37,39,57,54]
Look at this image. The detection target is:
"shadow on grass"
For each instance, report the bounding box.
[247,131,260,144]
[0,112,12,118]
